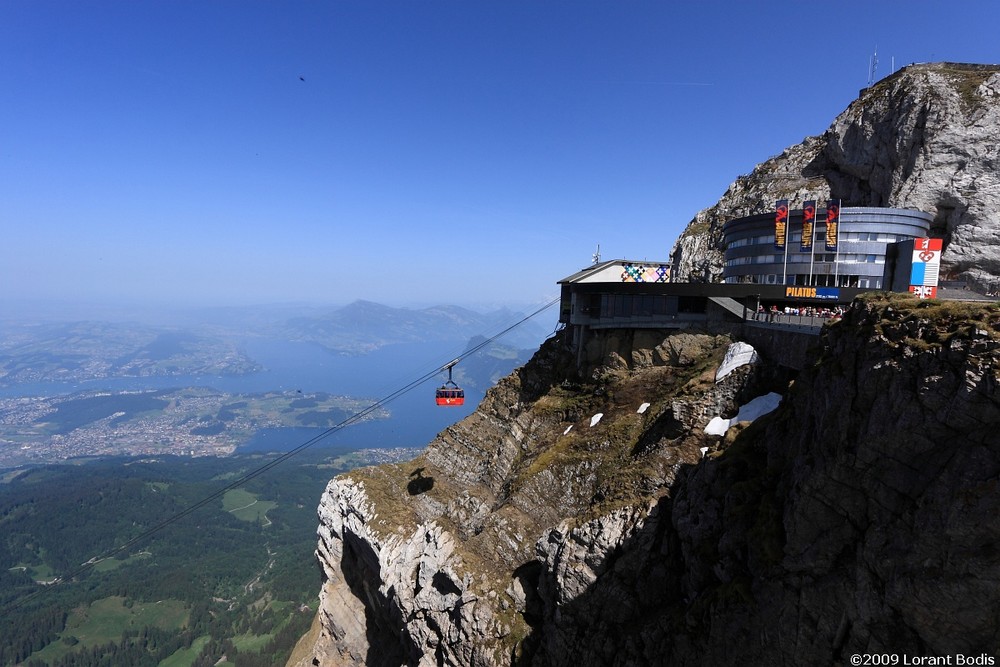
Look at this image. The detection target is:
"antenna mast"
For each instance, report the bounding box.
[592,244,601,265]
[867,46,879,87]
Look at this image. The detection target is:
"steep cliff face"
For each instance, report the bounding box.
[295,294,1000,666]
[670,62,1000,290]
[656,295,1000,664]
[297,328,771,666]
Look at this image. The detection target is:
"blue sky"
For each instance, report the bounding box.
[3,1,999,310]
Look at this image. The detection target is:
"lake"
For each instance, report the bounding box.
[0,338,483,453]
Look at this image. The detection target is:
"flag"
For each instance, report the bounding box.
[825,200,841,251]
[801,200,815,252]
[909,237,942,298]
[775,199,788,250]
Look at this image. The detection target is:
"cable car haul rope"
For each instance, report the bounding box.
[3,296,560,614]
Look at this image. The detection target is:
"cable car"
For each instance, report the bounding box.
[435,360,465,406]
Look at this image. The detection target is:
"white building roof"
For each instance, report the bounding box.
[559,259,671,284]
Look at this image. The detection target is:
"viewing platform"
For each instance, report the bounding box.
[557,260,862,370]
[557,259,995,369]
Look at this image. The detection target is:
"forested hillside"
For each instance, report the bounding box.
[0,448,413,666]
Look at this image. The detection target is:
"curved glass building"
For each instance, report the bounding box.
[722,206,933,288]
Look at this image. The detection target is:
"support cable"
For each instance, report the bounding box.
[3,296,560,613]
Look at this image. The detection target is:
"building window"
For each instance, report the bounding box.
[599,294,675,318]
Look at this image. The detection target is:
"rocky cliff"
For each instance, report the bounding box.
[291,293,1000,666]
[669,62,1000,291]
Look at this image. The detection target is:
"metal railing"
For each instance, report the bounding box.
[742,311,838,334]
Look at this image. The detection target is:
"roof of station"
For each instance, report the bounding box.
[559,259,672,284]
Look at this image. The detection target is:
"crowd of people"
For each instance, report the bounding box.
[751,304,845,322]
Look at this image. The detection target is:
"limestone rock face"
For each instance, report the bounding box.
[297,295,1000,666]
[299,330,763,666]
[670,62,1000,291]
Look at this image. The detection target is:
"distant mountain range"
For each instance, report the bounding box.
[282,300,553,354]
[0,300,555,386]
[0,320,261,386]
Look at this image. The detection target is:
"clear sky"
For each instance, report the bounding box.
[3,1,999,311]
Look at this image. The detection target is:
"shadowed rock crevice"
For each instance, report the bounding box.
[340,532,421,666]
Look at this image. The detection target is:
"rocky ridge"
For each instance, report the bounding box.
[298,327,763,666]
[293,294,1000,666]
[669,62,1000,292]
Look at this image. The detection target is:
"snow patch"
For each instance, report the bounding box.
[715,341,758,382]
[589,413,604,427]
[563,425,573,435]
[703,392,782,436]
[705,416,730,436]
[637,402,650,414]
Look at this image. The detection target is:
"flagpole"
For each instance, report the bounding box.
[783,232,789,285]
[834,200,841,286]
[808,237,815,285]
[776,200,789,285]
[805,201,816,286]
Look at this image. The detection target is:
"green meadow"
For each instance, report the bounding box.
[0,448,409,667]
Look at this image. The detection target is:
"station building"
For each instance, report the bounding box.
[557,207,952,357]
[557,258,865,370]
[722,206,933,288]
[559,259,863,331]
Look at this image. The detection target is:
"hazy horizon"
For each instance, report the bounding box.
[0,293,563,325]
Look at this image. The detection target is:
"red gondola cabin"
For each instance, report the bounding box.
[435,360,465,406]
[435,386,464,406]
